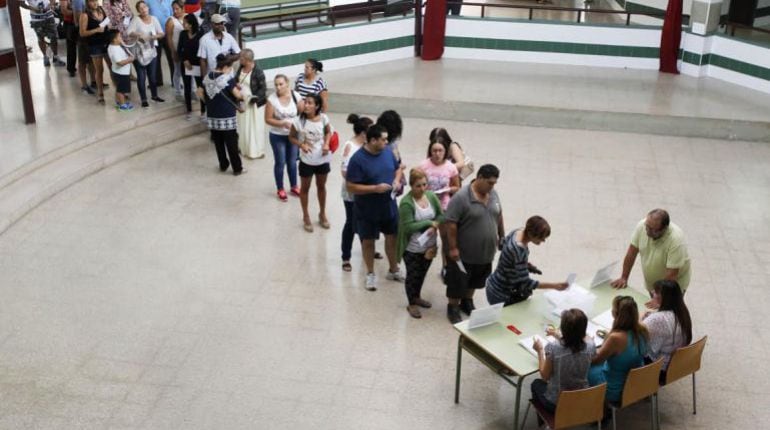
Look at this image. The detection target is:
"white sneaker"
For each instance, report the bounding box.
[386,270,405,282]
[365,273,377,291]
[185,113,193,121]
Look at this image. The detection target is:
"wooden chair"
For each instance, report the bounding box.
[609,358,664,430]
[662,336,708,415]
[521,383,607,430]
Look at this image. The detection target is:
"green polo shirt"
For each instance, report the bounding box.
[630,219,691,292]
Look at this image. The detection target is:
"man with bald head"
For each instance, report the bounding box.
[611,209,691,295]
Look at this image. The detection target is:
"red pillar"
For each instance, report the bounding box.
[421,0,447,61]
[659,0,683,74]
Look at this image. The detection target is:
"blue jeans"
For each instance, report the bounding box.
[134,57,158,102]
[341,200,356,261]
[269,133,298,190]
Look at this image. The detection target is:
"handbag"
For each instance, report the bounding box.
[132,38,157,66]
[329,131,340,153]
[459,157,475,180]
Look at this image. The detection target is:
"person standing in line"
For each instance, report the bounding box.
[19,0,66,66]
[265,75,304,201]
[178,13,204,120]
[197,13,240,78]
[218,0,240,39]
[419,137,460,210]
[428,127,467,178]
[71,0,98,95]
[106,30,134,111]
[443,164,505,324]
[201,53,245,175]
[294,58,328,110]
[376,110,406,196]
[340,113,373,272]
[127,1,165,107]
[485,216,568,306]
[103,0,133,41]
[345,124,405,291]
[234,49,267,159]
[60,0,78,76]
[144,0,173,86]
[165,0,185,99]
[611,208,691,300]
[289,94,332,232]
[397,168,443,319]
[79,0,110,104]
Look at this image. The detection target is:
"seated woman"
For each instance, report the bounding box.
[532,308,596,414]
[643,279,692,382]
[588,296,648,404]
[485,216,568,306]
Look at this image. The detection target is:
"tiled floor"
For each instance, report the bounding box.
[1,107,770,428]
[3,43,770,428]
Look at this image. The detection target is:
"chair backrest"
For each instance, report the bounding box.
[620,358,664,407]
[665,335,707,385]
[553,383,607,429]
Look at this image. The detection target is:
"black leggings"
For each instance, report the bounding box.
[182,74,205,114]
[211,129,242,173]
[403,251,433,304]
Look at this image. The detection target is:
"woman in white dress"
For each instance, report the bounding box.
[235,49,267,159]
[165,0,185,99]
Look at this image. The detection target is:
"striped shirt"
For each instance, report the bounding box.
[294,73,327,98]
[27,0,55,21]
[486,229,539,305]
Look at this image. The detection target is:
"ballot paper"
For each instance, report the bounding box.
[519,334,558,357]
[590,261,619,288]
[566,272,577,287]
[99,17,111,28]
[123,16,131,27]
[456,260,467,274]
[467,302,503,329]
[585,320,605,347]
[185,65,201,77]
[435,186,452,194]
[592,309,614,330]
[544,285,596,315]
[416,228,435,247]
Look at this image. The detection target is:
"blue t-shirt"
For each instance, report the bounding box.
[346,146,400,222]
[145,0,172,27]
[72,0,85,14]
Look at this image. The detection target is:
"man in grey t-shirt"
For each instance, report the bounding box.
[443,164,505,324]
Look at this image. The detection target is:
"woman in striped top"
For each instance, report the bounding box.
[485,216,568,306]
[295,58,329,112]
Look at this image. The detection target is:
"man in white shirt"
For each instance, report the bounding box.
[197,14,240,78]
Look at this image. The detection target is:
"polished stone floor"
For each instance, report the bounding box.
[2,40,770,428]
[1,108,770,428]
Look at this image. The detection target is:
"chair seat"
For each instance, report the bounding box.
[530,399,556,429]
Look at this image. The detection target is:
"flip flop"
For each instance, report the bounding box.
[342,261,352,272]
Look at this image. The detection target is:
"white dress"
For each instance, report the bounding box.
[236,70,266,159]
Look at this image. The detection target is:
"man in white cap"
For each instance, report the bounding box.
[197,13,241,78]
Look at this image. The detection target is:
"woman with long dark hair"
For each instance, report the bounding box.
[643,279,692,379]
[289,93,331,232]
[589,296,649,403]
[531,309,596,413]
[178,13,204,120]
[428,127,467,176]
[79,0,110,104]
[376,110,405,195]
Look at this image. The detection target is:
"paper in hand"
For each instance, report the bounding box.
[435,186,452,194]
[566,272,577,287]
[416,228,434,247]
[99,17,111,28]
[456,260,468,274]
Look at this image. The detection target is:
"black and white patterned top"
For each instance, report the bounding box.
[203,71,238,131]
[294,73,327,98]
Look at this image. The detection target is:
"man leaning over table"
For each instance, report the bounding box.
[610,208,691,300]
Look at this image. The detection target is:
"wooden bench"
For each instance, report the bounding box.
[240,0,330,37]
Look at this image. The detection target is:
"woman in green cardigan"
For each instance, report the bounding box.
[397,168,444,319]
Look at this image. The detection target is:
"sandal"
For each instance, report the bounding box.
[303,219,313,232]
[97,95,105,104]
[342,261,352,272]
[374,252,384,260]
[319,214,330,229]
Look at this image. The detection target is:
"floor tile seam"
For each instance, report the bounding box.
[0,105,187,192]
[0,123,205,237]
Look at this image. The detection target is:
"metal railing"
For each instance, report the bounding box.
[447,1,667,25]
[723,20,770,36]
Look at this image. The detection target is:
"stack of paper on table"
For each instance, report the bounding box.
[519,334,558,357]
[544,285,596,315]
[591,309,614,329]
